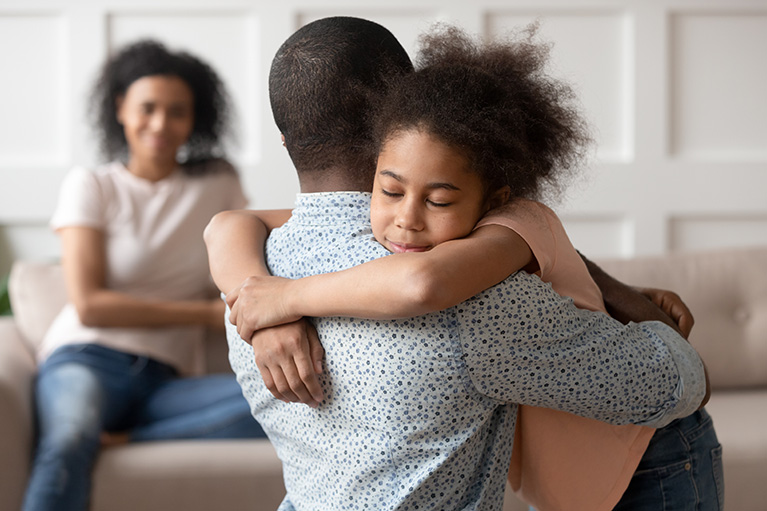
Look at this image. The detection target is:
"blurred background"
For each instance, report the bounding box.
[1,0,766,285]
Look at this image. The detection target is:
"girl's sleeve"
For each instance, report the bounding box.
[475,199,558,278]
[50,167,106,231]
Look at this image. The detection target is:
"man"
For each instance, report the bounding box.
[207,17,707,510]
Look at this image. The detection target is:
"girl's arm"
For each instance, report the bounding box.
[220,222,530,408]
[204,208,325,406]
[59,226,224,330]
[204,208,292,294]
[226,224,533,337]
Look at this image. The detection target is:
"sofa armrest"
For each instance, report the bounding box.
[0,317,37,511]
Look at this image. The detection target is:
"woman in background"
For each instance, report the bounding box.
[22,40,265,511]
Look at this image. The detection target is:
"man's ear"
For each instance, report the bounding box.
[280,133,286,147]
[484,186,510,212]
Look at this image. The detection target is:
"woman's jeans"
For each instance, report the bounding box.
[613,408,724,510]
[22,344,266,511]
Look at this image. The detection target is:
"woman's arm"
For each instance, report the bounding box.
[227,224,533,336]
[59,226,224,330]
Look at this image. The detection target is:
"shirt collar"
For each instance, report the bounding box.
[291,192,372,225]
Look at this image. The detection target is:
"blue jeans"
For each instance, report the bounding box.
[22,344,266,511]
[613,408,724,510]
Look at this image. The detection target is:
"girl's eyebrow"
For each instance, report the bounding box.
[379,169,461,191]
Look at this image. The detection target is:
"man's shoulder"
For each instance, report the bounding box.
[267,219,388,277]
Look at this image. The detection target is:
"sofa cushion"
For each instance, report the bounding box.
[704,389,767,511]
[597,247,767,390]
[90,440,285,511]
[8,261,67,353]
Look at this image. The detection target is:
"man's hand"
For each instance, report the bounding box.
[226,275,301,342]
[249,319,325,407]
[635,287,695,338]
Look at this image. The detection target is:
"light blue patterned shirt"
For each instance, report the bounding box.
[227,192,705,511]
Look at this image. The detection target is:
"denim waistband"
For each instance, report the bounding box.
[43,343,177,376]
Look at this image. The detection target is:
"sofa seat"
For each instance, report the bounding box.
[704,390,767,511]
[91,440,284,511]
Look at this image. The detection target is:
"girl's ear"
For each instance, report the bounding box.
[485,186,510,212]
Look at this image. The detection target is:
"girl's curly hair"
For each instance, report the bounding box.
[373,24,592,202]
[90,39,234,174]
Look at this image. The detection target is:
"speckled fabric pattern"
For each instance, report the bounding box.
[226,192,705,511]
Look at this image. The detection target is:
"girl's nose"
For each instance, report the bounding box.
[395,198,424,231]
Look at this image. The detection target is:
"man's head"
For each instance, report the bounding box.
[269,17,413,191]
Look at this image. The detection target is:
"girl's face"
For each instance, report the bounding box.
[371,129,488,253]
[116,75,194,170]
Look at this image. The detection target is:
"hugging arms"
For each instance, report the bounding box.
[205,206,699,406]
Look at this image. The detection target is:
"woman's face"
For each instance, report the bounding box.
[370,129,487,253]
[116,75,194,169]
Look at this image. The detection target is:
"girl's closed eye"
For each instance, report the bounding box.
[380,189,402,198]
[426,198,452,207]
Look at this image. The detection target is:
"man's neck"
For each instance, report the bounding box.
[297,168,373,194]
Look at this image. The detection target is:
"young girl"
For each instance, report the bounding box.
[208,25,720,511]
[23,40,267,511]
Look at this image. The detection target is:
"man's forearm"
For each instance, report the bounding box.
[580,252,682,334]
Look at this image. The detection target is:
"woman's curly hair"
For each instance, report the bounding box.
[373,24,592,202]
[91,39,234,174]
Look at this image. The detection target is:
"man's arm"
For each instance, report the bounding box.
[458,272,707,427]
[581,252,691,336]
[581,252,709,408]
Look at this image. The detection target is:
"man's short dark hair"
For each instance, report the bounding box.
[269,17,413,181]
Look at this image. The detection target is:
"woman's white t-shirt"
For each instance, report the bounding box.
[41,160,248,375]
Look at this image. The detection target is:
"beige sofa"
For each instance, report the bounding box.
[0,261,286,511]
[2,247,766,510]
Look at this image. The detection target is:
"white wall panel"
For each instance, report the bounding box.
[670,12,767,160]
[669,216,767,252]
[487,10,633,162]
[298,10,441,58]
[561,216,633,258]
[0,14,67,166]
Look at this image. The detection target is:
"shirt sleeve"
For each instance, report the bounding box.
[50,167,106,231]
[455,271,706,428]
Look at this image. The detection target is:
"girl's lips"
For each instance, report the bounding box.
[388,241,429,253]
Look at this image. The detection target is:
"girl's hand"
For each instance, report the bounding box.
[250,319,325,406]
[226,275,300,342]
[635,287,695,338]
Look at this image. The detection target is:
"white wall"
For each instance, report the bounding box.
[1,0,766,276]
